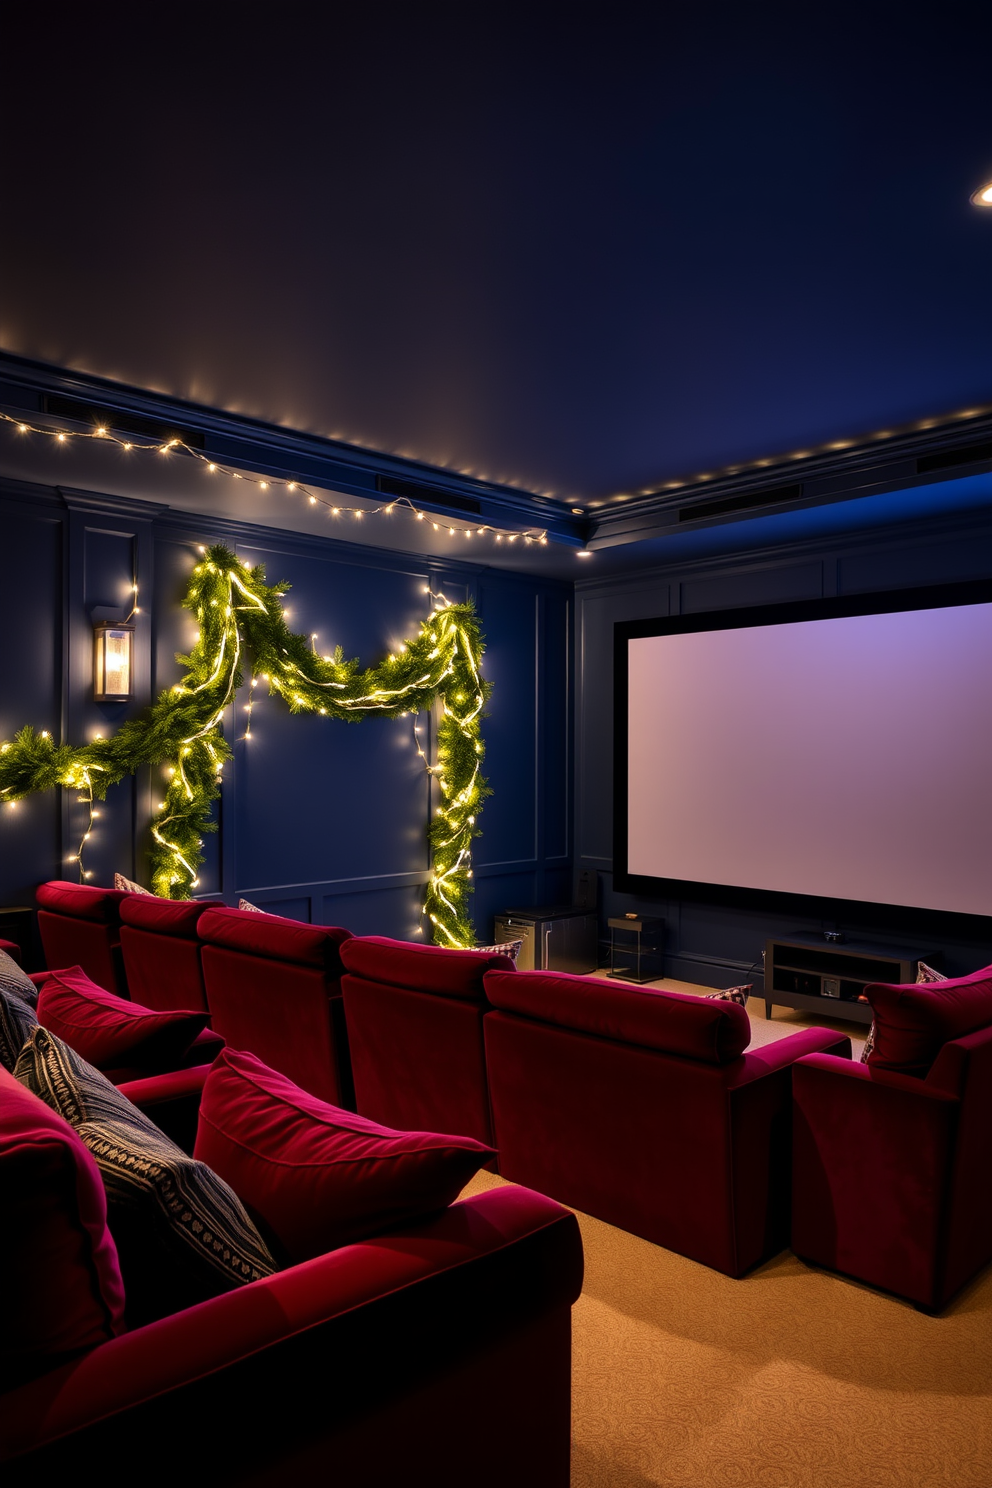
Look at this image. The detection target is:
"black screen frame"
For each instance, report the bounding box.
[613,578,992,940]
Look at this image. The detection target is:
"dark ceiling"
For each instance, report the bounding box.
[2,3,991,506]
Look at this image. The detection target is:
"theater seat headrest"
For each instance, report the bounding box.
[36,881,128,924]
[198,906,352,969]
[483,969,750,1064]
[340,935,516,1001]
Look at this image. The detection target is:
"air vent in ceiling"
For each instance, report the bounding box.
[43,395,205,449]
[678,482,803,523]
[375,474,482,515]
[916,441,992,474]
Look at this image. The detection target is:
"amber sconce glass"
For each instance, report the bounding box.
[93,621,134,701]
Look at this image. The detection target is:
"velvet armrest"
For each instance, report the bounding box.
[793,1050,959,1099]
[792,1050,958,1290]
[117,1064,211,1106]
[0,1186,582,1471]
[102,1031,222,1094]
[180,1026,225,1065]
[714,1030,852,1274]
[116,1064,211,1151]
[727,1028,851,1087]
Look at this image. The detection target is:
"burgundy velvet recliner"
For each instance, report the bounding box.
[198,906,354,1106]
[119,894,225,1013]
[792,965,992,1311]
[339,936,517,1148]
[35,881,129,997]
[0,1062,583,1486]
[483,968,851,1278]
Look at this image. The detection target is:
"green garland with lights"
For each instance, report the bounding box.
[0,544,491,947]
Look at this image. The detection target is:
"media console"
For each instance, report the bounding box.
[763,934,935,1024]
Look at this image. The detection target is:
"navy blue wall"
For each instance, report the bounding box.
[576,502,992,987]
[5,462,990,984]
[0,478,571,948]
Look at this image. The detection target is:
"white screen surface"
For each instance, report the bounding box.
[626,602,992,918]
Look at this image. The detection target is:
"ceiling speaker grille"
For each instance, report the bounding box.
[678,482,803,523]
[43,395,205,449]
[917,441,992,474]
[375,475,482,515]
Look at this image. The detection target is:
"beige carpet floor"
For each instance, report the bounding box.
[463,992,992,1487]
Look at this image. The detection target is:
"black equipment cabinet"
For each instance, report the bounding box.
[763,934,935,1023]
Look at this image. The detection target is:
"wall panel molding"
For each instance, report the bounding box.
[1,467,573,940]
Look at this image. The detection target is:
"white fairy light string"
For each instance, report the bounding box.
[1,412,550,546]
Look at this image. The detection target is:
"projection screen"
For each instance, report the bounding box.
[614,583,992,924]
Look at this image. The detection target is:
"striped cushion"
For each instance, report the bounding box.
[0,946,39,1009]
[14,1026,276,1326]
[0,980,38,1073]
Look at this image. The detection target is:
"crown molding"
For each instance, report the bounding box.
[0,351,587,546]
[589,406,992,548]
[576,497,992,596]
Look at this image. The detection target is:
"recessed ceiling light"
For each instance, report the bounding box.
[971,180,992,207]
[577,550,593,558]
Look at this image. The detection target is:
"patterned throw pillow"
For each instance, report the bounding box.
[14,1026,276,1326]
[0,945,40,1010]
[114,872,152,895]
[474,938,524,963]
[705,984,752,1008]
[0,979,38,1072]
[239,898,265,913]
[860,961,947,1063]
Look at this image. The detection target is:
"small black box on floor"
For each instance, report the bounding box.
[607,915,665,984]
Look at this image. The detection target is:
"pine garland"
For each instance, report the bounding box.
[0,544,491,947]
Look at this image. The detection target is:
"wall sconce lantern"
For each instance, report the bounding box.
[93,620,135,701]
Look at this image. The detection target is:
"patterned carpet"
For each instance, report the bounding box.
[462,994,992,1487]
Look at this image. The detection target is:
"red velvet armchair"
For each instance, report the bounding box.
[119,894,225,1012]
[339,936,517,1148]
[35,881,129,997]
[792,970,992,1310]
[0,1063,583,1485]
[483,968,851,1277]
[198,906,354,1106]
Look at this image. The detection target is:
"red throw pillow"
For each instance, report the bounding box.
[194,1047,496,1263]
[37,966,209,1073]
[866,964,992,1078]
